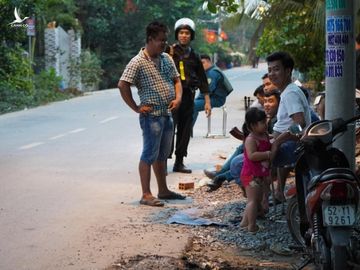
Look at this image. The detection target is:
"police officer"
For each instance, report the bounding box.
[168,18,211,173]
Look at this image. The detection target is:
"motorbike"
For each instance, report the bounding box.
[286,116,360,269]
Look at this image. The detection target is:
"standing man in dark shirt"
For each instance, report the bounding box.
[168,18,211,173]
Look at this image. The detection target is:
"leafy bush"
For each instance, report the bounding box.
[68,49,103,91]
[0,46,34,113]
[0,45,34,95]
[33,68,67,104]
[80,50,103,91]
[0,46,82,114]
[0,81,33,113]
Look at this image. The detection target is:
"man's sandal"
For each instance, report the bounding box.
[140,197,165,207]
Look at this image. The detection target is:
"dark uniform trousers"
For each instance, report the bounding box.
[171,88,194,158]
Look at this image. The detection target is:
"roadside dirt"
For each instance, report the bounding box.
[99,140,360,270]
[102,170,308,270]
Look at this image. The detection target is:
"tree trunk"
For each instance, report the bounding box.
[247,21,264,65]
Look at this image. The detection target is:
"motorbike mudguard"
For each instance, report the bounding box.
[327,226,352,246]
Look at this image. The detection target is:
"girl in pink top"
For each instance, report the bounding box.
[240,108,271,233]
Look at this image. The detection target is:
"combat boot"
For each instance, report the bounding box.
[173,156,192,173]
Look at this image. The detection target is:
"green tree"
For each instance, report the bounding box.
[0,0,81,113]
[2,0,233,112]
[76,0,204,88]
[253,0,326,88]
[256,7,325,83]
[203,0,327,87]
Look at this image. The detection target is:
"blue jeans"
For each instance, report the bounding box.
[139,114,174,165]
[192,96,225,127]
[230,153,244,185]
[214,144,244,181]
[272,140,298,167]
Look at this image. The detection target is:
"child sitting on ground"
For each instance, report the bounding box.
[240,108,272,233]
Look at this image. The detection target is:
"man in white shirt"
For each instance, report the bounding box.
[266,51,311,201]
[249,84,265,109]
[273,83,311,134]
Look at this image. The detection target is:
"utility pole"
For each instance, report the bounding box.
[26,15,36,64]
[325,0,356,169]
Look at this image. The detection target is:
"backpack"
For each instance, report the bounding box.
[212,66,233,96]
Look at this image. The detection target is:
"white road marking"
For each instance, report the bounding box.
[19,142,44,150]
[18,120,104,150]
[49,133,67,140]
[49,128,85,140]
[99,116,119,124]
[68,128,86,134]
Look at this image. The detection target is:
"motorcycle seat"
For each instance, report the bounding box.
[307,168,358,190]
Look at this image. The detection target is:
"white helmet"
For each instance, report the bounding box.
[174,18,195,40]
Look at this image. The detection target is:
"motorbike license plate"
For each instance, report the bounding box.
[323,205,356,226]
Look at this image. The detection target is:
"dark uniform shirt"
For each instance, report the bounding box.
[166,44,209,97]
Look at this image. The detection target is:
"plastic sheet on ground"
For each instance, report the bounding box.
[167,208,226,226]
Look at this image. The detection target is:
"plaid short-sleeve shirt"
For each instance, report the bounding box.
[120,48,180,116]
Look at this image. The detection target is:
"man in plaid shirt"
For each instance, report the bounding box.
[118,21,185,207]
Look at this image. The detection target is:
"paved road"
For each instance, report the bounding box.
[0,64,267,269]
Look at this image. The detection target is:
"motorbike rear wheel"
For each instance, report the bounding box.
[286,196,306,247]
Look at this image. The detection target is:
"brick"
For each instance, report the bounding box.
[178,182,194,190]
